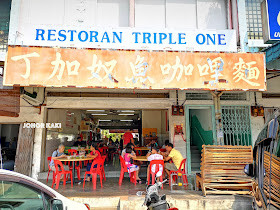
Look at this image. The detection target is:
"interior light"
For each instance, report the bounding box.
[120,120,133,122]
[121,110,135,112]
[118,114,134,116]
[91,114,108,116]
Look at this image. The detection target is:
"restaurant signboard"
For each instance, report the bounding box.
[9,25,237,52]
[4,46,266,91]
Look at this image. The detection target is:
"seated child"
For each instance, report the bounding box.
[124,146,141,183]
[146,146,163,183]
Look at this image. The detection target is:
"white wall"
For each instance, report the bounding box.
[142,110,162,134]
[190,108,212,131]
[166,0,197,29]
[266,77,280,93]
[135,0,228,29]
[15,0,129,28]
[47,109,81,135]
[197,0,227,29]
[96,0,129,27]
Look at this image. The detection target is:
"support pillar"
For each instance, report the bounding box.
[211,91,224,145]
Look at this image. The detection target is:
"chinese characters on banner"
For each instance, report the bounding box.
[4,46,266,90]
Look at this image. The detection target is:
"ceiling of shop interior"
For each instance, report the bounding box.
[86,109,141,129]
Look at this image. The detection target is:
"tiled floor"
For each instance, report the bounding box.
[40,176,195,197]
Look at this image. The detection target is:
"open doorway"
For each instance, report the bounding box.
[43,108,169,175]
[186,105,216,172]
[0,124,20,171]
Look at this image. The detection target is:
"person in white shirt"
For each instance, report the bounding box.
[146,146,163,184]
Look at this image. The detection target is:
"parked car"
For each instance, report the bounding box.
[244,109,280,210]
[0,169,90,210]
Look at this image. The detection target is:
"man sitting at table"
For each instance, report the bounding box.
[73,136,86,147]
[146,139,158,148]
[146,146,163,184]
[49,144,69,172]
[164,143,184,180]
[85,143,102,182]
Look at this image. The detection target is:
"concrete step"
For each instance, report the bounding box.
[191,149,201,154]
[69,194,253,210]
[191,167,201,172]
[191,153,201,160]
[191,162,200,166]
[191,159,201,164]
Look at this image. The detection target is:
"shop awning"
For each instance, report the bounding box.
[262,41,280,70]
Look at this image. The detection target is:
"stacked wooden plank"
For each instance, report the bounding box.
[196,145,253,196]
[263,151,280,209]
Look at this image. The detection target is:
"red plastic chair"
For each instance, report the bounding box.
[148,160,164,189]
[160,148,166,152]
[99,147,109,162]
[119,156,137,186]
[169,159,188,188]
[101,155,106,181]
[53,160,73,189]
[67,149,78,167]
[83,159,103,190]
[47,157,55,183]
[67,149,81,180]
[110,149,119,161]
[68,149,78,155]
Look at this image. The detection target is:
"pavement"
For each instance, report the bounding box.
[39,177,254,210]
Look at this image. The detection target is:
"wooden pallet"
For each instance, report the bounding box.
[263,151,280,208]
[196,145,253,196]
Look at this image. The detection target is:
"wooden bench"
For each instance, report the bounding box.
[196,145,253,196]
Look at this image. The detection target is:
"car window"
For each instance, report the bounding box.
[0,180,44,210]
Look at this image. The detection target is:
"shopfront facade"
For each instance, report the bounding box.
[1,0,273,179]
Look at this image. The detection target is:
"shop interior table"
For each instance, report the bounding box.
[59,156,95,184]
[134,147,150,151]
[133,156,148,162]
[134,147,150,156]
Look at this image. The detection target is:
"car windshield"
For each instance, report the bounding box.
[0,181,44,210]
[0,181,41,199]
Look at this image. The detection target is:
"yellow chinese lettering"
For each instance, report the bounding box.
[48,52,80,80]
[126,55,154,87]
[11,52,40,79]
[233,58,260,86]
[87,54,118,83]
[160,56,194,83]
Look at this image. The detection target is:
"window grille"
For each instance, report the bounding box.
[245,0,263,39]
[220,92,247,101]
[185,92,212,100]
[221,106,252,146]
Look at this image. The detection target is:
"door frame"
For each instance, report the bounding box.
[185,105,216,174]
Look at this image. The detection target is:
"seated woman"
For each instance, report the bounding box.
[85,143,102,182]
[146,139,158,148]
[124,146,141,183]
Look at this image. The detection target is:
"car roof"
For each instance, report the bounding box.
[0,169,64,199]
